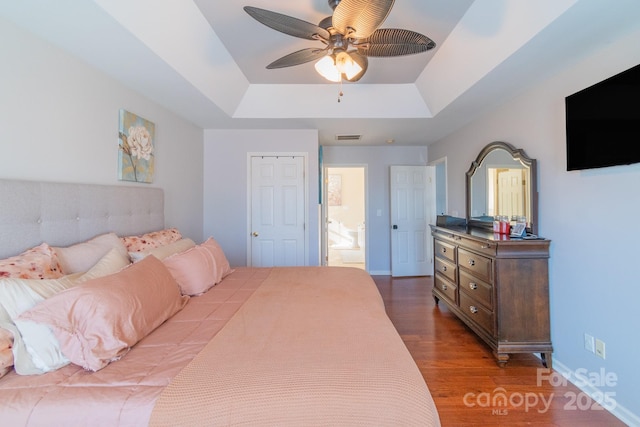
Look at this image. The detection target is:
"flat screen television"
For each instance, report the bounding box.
[565,63,640,171]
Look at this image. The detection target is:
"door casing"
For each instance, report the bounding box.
[321,164,368,270]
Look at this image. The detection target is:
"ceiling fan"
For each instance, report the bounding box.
[244,0,436,83]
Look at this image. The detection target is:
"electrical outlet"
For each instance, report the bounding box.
[584,333,595,353]
[595,339,606,359]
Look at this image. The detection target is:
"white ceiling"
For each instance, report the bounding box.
[2,0,640,146]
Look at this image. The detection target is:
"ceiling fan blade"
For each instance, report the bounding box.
[267,48,329,69]
[244,6,330,41]
[346,52,368,82]
[355,28,436,57]
[332,0,395,39]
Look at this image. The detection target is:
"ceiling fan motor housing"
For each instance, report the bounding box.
[328,0,341,11]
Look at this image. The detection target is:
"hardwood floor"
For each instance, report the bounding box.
[372,275,625,427]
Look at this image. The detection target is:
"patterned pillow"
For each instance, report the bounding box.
[121,228,182,252]
[0,243,64,279]
[129,238,195,262]
[0,327,13,350]
[0,348,13,378]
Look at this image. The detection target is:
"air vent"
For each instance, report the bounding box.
[335,134,362,141]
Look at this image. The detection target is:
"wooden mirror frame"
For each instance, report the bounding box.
[465,141,538,235]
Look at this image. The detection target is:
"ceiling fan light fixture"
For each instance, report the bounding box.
[315,55,341,82]
[315,51,362,82]
[335,51,362,80]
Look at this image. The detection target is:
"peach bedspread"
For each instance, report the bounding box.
[0,267,440,426]
[150,267,440,426]
[0,267,268,426]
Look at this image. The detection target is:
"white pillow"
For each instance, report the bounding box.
[54,233,129,274]
[129,238,196,262]
[0,274,80,373]
[77,247,131,282]
[0,248,131,374]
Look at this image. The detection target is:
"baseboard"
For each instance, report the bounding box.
[552,358,640,426]
[367,270,391,276]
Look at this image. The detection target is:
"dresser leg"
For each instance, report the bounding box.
[495,352,509,367]
[433,295,439,305]
[541,352,553,369]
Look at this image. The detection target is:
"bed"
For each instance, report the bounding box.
[0,179,440,426]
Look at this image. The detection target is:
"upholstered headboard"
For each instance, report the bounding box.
[0,179,164,258]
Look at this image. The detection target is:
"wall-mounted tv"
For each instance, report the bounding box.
[565,63,640,171]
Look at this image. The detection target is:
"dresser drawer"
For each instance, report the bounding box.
[434,257,456,283]
[434,274,457,304]
[459,292,494,335]
[435,239,456,263]
[459,270,493,310]
[458,235,497,257]
[458,248,492,282]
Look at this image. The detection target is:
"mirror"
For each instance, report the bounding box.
[465,141,538,235]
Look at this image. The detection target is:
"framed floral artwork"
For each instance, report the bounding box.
[118,109,155,183]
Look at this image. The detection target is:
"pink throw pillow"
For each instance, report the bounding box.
[203,238,233,283]
[0,243,64,279]
[121,228,182,252]
[162,238,233,296]
[17,256,188,371]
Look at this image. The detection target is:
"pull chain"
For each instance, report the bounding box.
[338,79,344,103]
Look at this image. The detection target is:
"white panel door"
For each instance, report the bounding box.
[390,166,433,277]
[496,168,525,219]
[250,156,305,267]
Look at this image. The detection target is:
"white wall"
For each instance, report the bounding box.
[322,145,428,274]
[428,25,640,424]
[0,18,204,242]
[203,129,319,267]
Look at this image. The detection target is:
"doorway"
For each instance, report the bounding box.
[324,166,366,270]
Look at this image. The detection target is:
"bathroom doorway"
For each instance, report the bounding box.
[324,166,366,270]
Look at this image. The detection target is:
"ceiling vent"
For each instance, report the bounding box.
[335,134,362,142]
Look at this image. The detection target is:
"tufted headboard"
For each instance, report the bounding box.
[0,179,164,258]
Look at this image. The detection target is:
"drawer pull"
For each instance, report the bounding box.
[442,284,448,291]
[469,282,478,290]
[470,305,478,314]
[481,244,491,249]
[441,247,447,253]
[468,259,475,266]
[442,265,447,272]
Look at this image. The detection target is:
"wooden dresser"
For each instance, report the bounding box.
[431,224,552,368]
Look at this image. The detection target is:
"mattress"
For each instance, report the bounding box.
[0,267,440,426]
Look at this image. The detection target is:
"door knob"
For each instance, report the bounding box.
[392,224,398,229]
[252,231,259,237]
